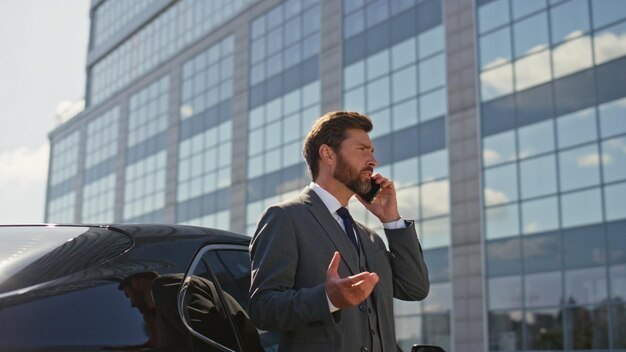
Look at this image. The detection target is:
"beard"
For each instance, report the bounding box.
[333,153,373,195]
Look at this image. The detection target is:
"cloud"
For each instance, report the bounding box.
[595,29,626,64]
[484,187,510,206]
[481,28,626,100]
[0,143,49,223]
[577,153,611,167]
[483,149,501,165]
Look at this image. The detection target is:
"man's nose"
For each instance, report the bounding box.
[368,156,377,168]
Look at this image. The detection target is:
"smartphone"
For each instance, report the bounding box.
[359,178,382,204]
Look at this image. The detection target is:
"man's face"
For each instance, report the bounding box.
[332,129,377,194]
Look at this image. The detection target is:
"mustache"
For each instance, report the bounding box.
[361,167,374,174]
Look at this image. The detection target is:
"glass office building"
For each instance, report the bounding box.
[46,0,626,350]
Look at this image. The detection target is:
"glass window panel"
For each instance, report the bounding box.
[602,136,626,183]
[565,305,610,349]
[513,0,547,19]
[489,276,522,309]
[423,282,452,313]
[395,316,422,351]
[344,86,366,112]
[487,237,522,276]
[366,0,388,26]
[557,107,597,149]
[518,119,555,159]
[525,271,562,307]
[479,26,512,70]
[523,231,561,273]
[561,187,603,228]
[488,310,523,351]
[344,9,365,38]
[558,143,601,191]
[605,182,626,221]
[514,50,551,91]
[392,98,418,131]
[421,216,450,249]
[397,185,420,221]
[480,63,513,101]
[421,149,448,181]
[565,267,607,305]
[562,223,606,269]
[369,108,390,138]
[484,163,518,206]
[486,203,520,239]
[420,88,447,122]
[418,25,444,59]
[367,76,390,112]
[483,130,516,167]
[421,180,449,218]
[553,35,593,78]
[366,50,390,80]
[594,21,626,65]
[344,61,365,90]
[525,308,563,350]
[478,0,510,34]
[591,0,626,29]
[521,196,559,234]
[393,157,418,188]
[551,0,590,45]
[610,264,626,300]
[599,96,626,139]
[392,65,417,103]
[513,12,549,57]
[391,37,416,70]
[419,54,445,92]
[520,154,558,199]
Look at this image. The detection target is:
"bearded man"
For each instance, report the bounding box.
[248,111,429,352]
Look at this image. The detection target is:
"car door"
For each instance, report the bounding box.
[178,244,278,352]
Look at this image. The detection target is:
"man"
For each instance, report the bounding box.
[249,111,429,351]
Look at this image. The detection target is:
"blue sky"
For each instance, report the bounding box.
[0,0,89,222]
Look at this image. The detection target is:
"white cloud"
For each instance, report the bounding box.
[577,153,611,167]
[594,30,626,64]
[0,143,49,223]
[484,187,510,206]
[483,149,501,165]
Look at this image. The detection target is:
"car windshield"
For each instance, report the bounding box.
[0,226,132,294]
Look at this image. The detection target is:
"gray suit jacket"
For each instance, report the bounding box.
[248,187,429,352]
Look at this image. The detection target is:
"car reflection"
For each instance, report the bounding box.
[117,271,263,351]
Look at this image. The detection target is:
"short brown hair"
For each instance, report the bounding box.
[303,111,373,180]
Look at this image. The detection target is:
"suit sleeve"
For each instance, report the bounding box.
[248,206,337,331]
[384,221,430,301]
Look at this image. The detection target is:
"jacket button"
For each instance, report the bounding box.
[359,303,367,312]
[361,347,368,352]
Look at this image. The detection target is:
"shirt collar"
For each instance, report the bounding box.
[309,182,344,214]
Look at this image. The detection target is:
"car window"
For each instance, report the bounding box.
[0,283,152,349]
[181,246,278,352]
[0,226,132,294]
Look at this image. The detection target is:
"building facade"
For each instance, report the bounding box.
[45,0,626,351]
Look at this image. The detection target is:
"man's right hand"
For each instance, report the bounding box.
[325,251,379,308]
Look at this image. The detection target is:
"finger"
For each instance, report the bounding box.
[326,251,340,277]
[352,273,379,290]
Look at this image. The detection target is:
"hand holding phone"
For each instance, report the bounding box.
[358,178,382,204]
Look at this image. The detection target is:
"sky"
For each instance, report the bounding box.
[0,0,90,223]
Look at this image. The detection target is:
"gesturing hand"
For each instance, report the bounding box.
[325,251,379,308]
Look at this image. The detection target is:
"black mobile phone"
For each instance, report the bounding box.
[359,178,382,204]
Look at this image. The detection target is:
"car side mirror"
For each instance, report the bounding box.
[411,345,446,352]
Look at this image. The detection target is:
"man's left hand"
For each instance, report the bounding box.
[356,174,401,223]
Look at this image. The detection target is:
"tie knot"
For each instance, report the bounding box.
[336,207,351,220]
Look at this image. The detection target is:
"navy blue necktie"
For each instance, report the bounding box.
[336,207,358,248]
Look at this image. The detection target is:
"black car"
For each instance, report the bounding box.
[0,224,442,352]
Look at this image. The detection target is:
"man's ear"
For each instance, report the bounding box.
[319,144,335,164]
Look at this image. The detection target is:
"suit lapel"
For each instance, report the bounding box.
[300,187,359,275]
